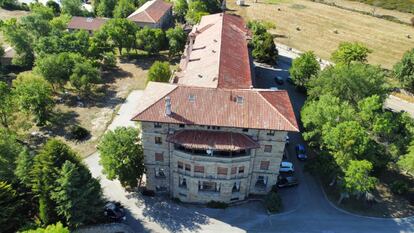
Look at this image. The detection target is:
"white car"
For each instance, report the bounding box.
[280,161,294,173]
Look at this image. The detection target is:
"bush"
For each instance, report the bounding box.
[264,192,282,213]
[206,201,228,209]
[67,125,90,141]
[390,180,409,195]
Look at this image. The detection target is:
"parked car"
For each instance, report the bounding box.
[279,161,294,173]
[295,144,307,161]
[104,202,126,222]
[275,76,284,85]
[270,87,279,91]
[277,175,299,188]
[286,77,294,84]
[285,135,290,145]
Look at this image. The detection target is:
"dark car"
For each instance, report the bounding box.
[275,76,284,85]
[104,202,126,222]
[277,175,299,188]
[295,144,307,161]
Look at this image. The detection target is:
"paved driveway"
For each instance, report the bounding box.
[84,53,414,233]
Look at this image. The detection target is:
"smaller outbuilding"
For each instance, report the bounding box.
[1,47,16,67]
[127,0,173,29]
[67,16,108,34]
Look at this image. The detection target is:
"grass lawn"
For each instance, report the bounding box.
[228,0,414,69]
[35,55,171,157]
[323,168,414,218]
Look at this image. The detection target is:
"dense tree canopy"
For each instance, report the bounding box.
[0,81,15,128]
[393,48,414,92]
[21,222,70,233]
[0,181,24,232]
[307,63,388,105]
[69,61,101,95]
[0,128,23,183]
[173,0,188,22]
[251,32,278,64]
[186,0,221,24]
[12,73,54,125]
[61,0,86,16]
[98,127,144,187]
[147,61,171,83]
[136,27,166,54]
[398,142,414,174]
[289,51,320,88]
[166,26,187,58]
[331,42,372,65]
[344,160,377,195]
[95,0,116,17]
[102,18,138,55]
[113,0,135,18]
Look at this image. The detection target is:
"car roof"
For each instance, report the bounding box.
[281,161,293,166]
[296,144,305,150]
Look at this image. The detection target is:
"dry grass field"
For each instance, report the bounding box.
[228,0,414,69]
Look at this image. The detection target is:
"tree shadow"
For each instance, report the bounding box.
[41,109,80,138]
[119,53,179,71]
[127,192,209,233]
[101,67,134,84]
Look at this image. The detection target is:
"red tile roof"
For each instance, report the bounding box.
[67,16,107,31]
[132,85,299,132]
[166,130,260,151]
[128,0,172,23]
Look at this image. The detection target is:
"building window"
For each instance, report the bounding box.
[156,186,167,192]
[238,166,245,174]
[212,126,220,130]
[154,122,162,128]
[155,168,166,178]
[177,161,183,169]
[179,176,187,188]
[255,176,268,188]
[267,130,275,136]
[231,167,237,175]
[199,181,219,192]
[194,165,204,173]
[264,145,272,153]
[155,153,164,162]
[232,181,241,193]
[185,164,191,172]
[179,124,185,128]
[242,128,249,132]
[260,161,270,170]
[217,167,228,175]
[155,136,162,144]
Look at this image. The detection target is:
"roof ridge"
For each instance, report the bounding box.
[258,91,299,131]
[144,10,156,23]
[131,84,177,121]
[217,13,225,88]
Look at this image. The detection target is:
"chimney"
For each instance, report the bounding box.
[165,96,172,116]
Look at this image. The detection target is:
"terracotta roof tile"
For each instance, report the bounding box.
[132,86,299,132]
[166,130,260,151]
[67,16,107,31]
[128,0,172,23]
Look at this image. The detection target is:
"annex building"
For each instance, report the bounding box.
[132,13,299,203]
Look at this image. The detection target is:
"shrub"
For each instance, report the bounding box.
[67,125,90,141]
[390,180,409,195]
[264,192,282,213]
[206,201,228,209]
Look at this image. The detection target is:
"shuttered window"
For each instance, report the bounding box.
[260,161,270,170]
[217,167,228,175]
[194,165,204,173]
[155,153,163,162]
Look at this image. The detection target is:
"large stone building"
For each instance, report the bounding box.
[131,13,299,203]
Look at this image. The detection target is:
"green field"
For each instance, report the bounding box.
[349,0,414,14]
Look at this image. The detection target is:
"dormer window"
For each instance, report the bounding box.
[236,96,244,104]
[189,94,196,102]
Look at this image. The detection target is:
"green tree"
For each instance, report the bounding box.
[61,0,85,16]
[0,128,23,184]
[251,32,278,64]
[15,148,33,188]
[102,18,138,55]
[0,81,15,128]
[98,127,144,187]
[393,48,414,92]
[147,61,171,83]
[185,0,209,24]
[301,94,356,143]
[32,139,81,225]
[398,142,414,174]
[46,0,61,15]
[173,0,188,22]
[0,181,24,233]
[136,27,166,54]
[344,160,377,196]
[322,121,371,169]
[20,4,54,38]
[247,20,267,35]
[13,73,54,125]
[0,18,35,67]
[34,52,81,89]
[289,51,320,88]
[51,161,103,228]
[49,14,71,31]
[331,42,372,65]
[113,0,135,18]
[88,29,114,60]
[307,63,388,105]
[96,0,116,17]
[166,26,186,58]
[21,222,70,233]
[69,61,101,95]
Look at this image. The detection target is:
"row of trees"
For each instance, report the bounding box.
[0,130,104,232]
[293,42,414,199]
[172,0,222,24]
[247,20,278,65]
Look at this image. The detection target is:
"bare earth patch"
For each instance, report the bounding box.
[227,0,414,69]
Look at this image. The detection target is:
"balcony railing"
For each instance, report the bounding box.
[174,145,250,158]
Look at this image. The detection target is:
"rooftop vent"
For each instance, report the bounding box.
[86,17,93,22]
[236,96,244,104]
[189,94,196,102]
[198,74,203,78]
[165,96,171,116]
[213,39,218,42]
[212,50,216,53]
